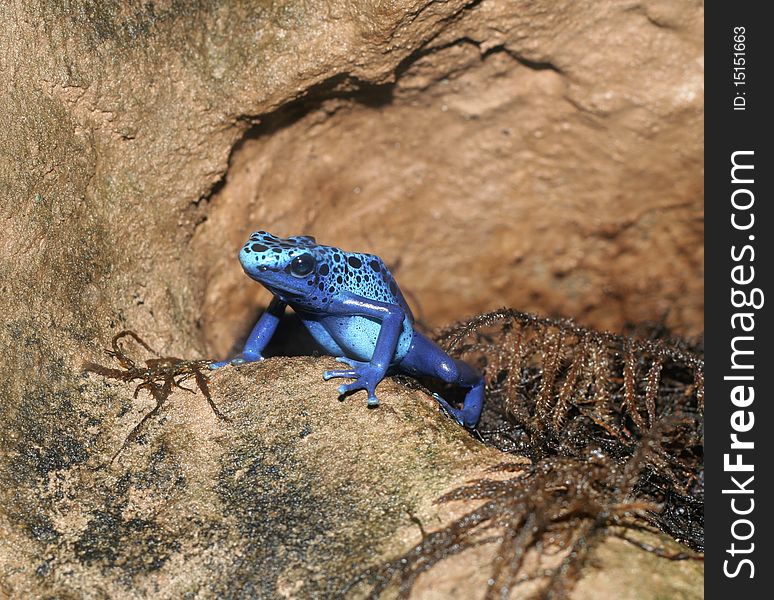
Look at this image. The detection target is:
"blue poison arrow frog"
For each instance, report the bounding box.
[211,232,484,428]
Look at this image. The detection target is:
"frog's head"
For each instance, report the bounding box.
[239,231,323,302]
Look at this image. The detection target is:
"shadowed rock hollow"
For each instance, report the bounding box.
[1,1,702,598]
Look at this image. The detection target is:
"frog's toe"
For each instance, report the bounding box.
[433,393,465,426]
[337,381,380,407]
[335,356,366,368]
[338,380,379,406]
[323,369,356,381]
[210,353,263,369]
[212,357,246,368]
[332,362,384,408]
[337,381,357,395]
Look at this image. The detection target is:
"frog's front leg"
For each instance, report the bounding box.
[321,294,405,407]
[210,296,286,368]
[400,332,485,429]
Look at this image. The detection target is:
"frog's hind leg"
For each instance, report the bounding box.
[401,332,485,429]
[435,362,485,429]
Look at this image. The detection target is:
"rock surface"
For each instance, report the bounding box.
[193,0,705,357]
[0,357,501,597]
[0,357,701,598]
[1,0,703,598]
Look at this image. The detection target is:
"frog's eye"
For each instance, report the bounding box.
[290,253,315,277]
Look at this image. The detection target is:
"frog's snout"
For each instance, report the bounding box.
[240,241,277,278]
[239,244,263,274]
[238,245,253,270]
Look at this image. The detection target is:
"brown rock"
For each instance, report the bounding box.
[0,357,701,598]
[1,0,702,598]
[0,357,503,597]
[192,1,704,358]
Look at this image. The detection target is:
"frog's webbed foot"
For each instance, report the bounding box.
[209,352,264,370]
[323,357,384,407]
[399,332,486,429]
[432,392,466,427]
[322,356,361,381]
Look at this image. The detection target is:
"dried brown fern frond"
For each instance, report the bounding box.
[356,309,703,598]
[83,330,228,464]
[353,418,701,599]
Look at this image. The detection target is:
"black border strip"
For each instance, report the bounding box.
[706,5,772,598]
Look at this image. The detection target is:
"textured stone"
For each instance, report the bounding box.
[0,357,501,597]
[192,0,704,358]
[1,0,703,597]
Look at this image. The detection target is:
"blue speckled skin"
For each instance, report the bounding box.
[212,232,485,428]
